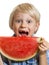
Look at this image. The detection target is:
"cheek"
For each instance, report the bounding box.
[29,25,36,33]
[30,24,36,30]
[12,24,19,33]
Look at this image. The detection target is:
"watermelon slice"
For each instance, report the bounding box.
[0,36,39,61]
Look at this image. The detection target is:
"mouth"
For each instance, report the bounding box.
[19,30,29,36]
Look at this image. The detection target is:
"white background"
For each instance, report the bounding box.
[0,0,49,41]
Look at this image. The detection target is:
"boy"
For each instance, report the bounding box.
[0,3,49,65]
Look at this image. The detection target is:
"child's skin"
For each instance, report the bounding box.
[0,3,49,65]
[0,55,4,65]
[12,13,39,37]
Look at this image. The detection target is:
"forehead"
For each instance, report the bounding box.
[14,12,35,20]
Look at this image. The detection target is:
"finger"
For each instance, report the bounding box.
[39,46,45,51]
[39,45,48,51]
[40,44,46,49]
[40,45,47,50]
[41,39,49,49]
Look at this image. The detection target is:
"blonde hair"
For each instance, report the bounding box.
[9,3,40,29]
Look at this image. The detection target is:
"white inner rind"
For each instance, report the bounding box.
[0,49,37,61]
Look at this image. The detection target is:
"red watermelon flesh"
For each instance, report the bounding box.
[0,36,39,61]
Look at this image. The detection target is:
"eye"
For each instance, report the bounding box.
[27,20,32,23]
[15,20,22,23]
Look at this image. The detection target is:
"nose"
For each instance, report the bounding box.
[21,21,27,28]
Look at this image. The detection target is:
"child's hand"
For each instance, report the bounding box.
[38,38,49,54]
[0,55,3,65]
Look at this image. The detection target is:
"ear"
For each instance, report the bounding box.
[34,22,40,33]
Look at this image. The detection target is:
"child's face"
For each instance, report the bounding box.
[12,13,39,37]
